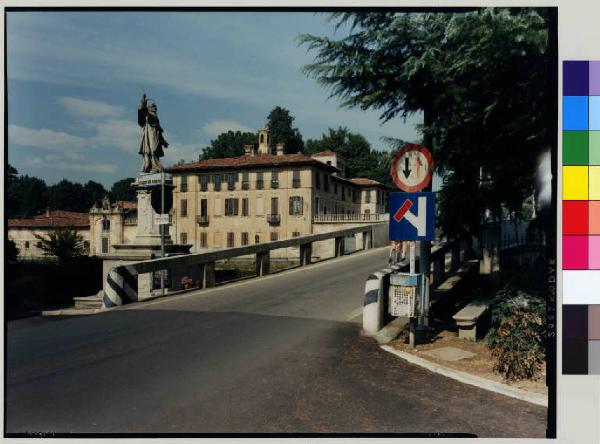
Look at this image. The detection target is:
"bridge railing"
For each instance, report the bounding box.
[104,224,382,308]
[313,213,389,223]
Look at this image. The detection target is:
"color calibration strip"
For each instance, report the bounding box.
[563,61,600,374]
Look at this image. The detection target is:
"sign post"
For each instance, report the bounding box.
[389,144,434,347]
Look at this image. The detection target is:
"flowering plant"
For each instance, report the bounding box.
[180,276,194,289]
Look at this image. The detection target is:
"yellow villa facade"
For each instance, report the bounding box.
[167,126,390,253]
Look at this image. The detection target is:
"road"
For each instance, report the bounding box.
[6,247,547,437]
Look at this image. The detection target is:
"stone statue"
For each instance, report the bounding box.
[138,93,169,173]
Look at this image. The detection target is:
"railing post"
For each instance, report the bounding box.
[335,236,345,257]
[256,251,270,276]
[203,261,216,288]
[299,243,312,266]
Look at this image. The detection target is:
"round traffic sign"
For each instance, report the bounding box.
[390,144,433,192]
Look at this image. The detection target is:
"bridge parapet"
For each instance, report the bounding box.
[104,224,384,308]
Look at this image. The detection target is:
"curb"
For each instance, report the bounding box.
[380,345,548,407]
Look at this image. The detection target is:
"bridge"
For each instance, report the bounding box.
[6,223,547,436]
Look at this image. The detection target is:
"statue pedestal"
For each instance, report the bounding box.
[103,172,194,301]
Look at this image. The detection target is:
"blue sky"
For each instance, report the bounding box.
[7,11,421,188]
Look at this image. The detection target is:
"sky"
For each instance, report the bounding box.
[7,11,422,188]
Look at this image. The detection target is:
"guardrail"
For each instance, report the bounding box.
[104,224,379,308]
[313,213,389,223]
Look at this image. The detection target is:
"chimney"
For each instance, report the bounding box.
[244,144,256,157]
[276,143,285,156]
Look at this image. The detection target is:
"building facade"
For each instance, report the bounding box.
[166,126,390,253]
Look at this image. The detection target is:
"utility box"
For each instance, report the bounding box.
[389,272,426,318]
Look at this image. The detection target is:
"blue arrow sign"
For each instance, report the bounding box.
[389,192,436,241]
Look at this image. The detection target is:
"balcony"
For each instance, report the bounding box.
[271,180,279,189]
[242,181,250,190]
[196,215,210,225]
[267,213,281,225]
[292,179,301,188]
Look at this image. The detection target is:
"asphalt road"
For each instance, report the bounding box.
[6,247,547,437]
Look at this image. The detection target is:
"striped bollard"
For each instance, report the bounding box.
[363,271,385,335]
[103,265,138,308]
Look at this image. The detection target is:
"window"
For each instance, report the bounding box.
[101,237,109,254]
[270,232,278,241]
[260,134,265,144]
[334,183,338,194]
[214,174,222,191]
[83,241,90,250]
[180,175,188,192]
[227,173,237,190]
[227,232,235,248]
[314,197,320,215]
[292,231,300,237]
[102,219,110,231]
[200,232,208,247]
[242,172,250,190]
[315,171,321,189]
[180,199,188,217]
[352,189,358,203]
[242,198,249,216]
[225,198,239,216]
[36,241,42,248]
[365,190,371,203]
[324,174,329,192]
[199,175,209,191]
[326,160,332,165]
[25,241,30,249]
[255,234,260,244]
[271,171,279,188]
[293,170,301,188]
[256,172,264,189]
[241,232,249,246]
[270,196,279,214]
[200,199,208,217]
[289,196,303,216]
[180,232,188,244]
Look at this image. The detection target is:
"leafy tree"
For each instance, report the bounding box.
[6,164,20,217]
[34,229,86,262]
[84,180,108,208]
[6,238,19,262]
[266,106,304,154]
[47,179,89,213]
[110,177,136,202]
[299,9,553,240]
[9,173,49,217]
[201,131,258,159]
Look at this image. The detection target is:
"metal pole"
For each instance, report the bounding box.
[409,241,416,274]
[160,171,165,296]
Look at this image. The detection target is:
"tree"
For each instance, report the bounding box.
[6,164,20,217]
[110,177,136,202]
[299,9,553,240]
[6,238,19,263]
[201,131,258,159]
[9,173,49,217]
[34,229,86,262]
[47,179,89,213]
[266,106,304,154]
[84,180,108,208]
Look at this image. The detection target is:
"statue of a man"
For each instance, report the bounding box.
[138,93,169,173]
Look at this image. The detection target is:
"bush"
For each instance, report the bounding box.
[485,289,546,381]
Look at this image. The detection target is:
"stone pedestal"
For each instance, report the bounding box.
[103,172,193,301]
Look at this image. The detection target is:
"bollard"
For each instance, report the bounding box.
[363,272,384,334]
[103,265,138,308]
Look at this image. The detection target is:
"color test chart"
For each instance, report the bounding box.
[563,61,600,374]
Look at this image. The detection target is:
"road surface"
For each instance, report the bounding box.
[6,247,547,437]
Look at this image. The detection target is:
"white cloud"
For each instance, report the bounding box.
[163,142,201,165]
[202,120,255,138]
[58,96,125,119]
[8,124,87,150]
[23,156,118,174]
[91,119,140,151]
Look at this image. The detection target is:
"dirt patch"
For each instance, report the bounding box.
[390,329,547,396]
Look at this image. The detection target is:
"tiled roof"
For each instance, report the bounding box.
[166,153,339,173]
[9,210,90,229]
[114,200,137,209]
[348,178,393,189]
[311,150,336,157]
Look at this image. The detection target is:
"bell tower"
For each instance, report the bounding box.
[258,125,270,154]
